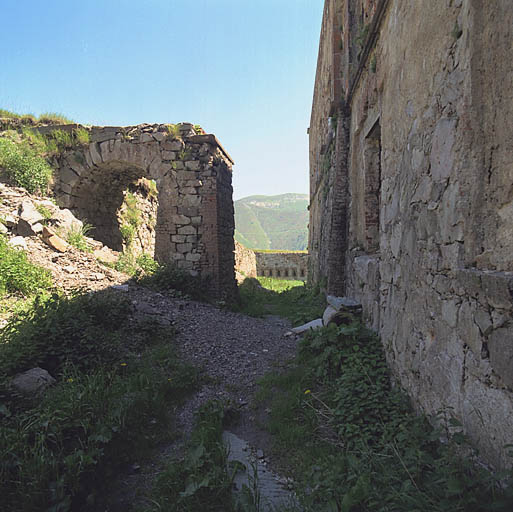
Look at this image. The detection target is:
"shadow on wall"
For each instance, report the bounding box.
[68,161,159,256]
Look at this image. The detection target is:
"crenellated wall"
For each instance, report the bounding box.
[309,0,513,468]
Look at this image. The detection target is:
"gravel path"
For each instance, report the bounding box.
[104,285,300,510]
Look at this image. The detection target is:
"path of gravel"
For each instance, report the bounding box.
[104,285,300,510]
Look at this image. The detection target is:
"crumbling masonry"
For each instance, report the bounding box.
[43,123,236,298]
[309,0,513,467]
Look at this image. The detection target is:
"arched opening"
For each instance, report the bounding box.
[66,161,162,258]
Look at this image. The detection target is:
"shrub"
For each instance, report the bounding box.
[0,137,53,193]
[0,234,52,296]
[0,290,132,376]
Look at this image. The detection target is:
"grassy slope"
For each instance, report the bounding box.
[234,194,308,251]
[233,202,270,250]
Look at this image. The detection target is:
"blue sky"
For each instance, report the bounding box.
[0,0,323,200]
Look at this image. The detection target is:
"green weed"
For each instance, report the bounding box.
[35,204,53,222]
[235,277,325,325]
[166,124,182,139]
[120,223,136,244]
[0,289,199,511]
[65,223,93,252]
[37,112,74,124]
[255,321,513,511]
[138,263,211,301]
[0,136,53,193]
[0,234,52,296]
[143,400,236,512]
[74,127,90,144]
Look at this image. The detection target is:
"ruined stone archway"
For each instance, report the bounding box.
[45,123,236,297]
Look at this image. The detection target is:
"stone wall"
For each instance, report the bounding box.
[234,241,308,282]
[309,0,513,468]
[43,122,236,298]
[234,240,257,282]
[255,252,308,281]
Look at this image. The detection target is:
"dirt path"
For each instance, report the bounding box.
[103,284,299,510]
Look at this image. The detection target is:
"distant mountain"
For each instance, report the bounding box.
[234,193,309,251]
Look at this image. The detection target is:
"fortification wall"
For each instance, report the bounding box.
[309,0,513,468]
[255,252,308,281]
[43,123,236,298]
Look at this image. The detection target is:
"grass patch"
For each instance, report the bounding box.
[0,289,199,511]
[236,277,325,325]
[255,320,513,511]
[37,112,74,124]
[64,223,94,252]
[0,110,74,125]
[0,233,52,296]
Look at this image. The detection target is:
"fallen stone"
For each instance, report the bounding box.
[0,223,7,234]
[31,222,44,234]
[291,318,323,334]
[11,368,56,395]
[93,246,118,264]
[112,284,129,292]
[326,295,362,311]
[322,305,339,326]
[50,208,83,232]
[42,226,70,253]
[327,311,358,327]
[4,214,17,227]
[8,236,28,250]
[19,200,44,226]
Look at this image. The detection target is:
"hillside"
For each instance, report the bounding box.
[234,193,309,250]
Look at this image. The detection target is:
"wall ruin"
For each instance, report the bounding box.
[234,240,308,282]
[255,252,308,281]
[309,0,513,468]
[42,123,236,298]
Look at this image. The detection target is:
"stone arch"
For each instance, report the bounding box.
[48,123,236,297]
[57,140,177,261]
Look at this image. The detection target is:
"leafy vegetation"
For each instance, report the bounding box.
[254,320,513,511]
[0,136,53,193]
[236,277,325,326]
[138,262,211,301]
[119,191,141,246]
[143,400,237,511]
[0,121,89,193]
[0,289,199,511]
[234,194,309,251]
[0,233,52,296]
[65,223,94,252]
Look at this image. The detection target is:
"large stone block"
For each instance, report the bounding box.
[489,327,513,389]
